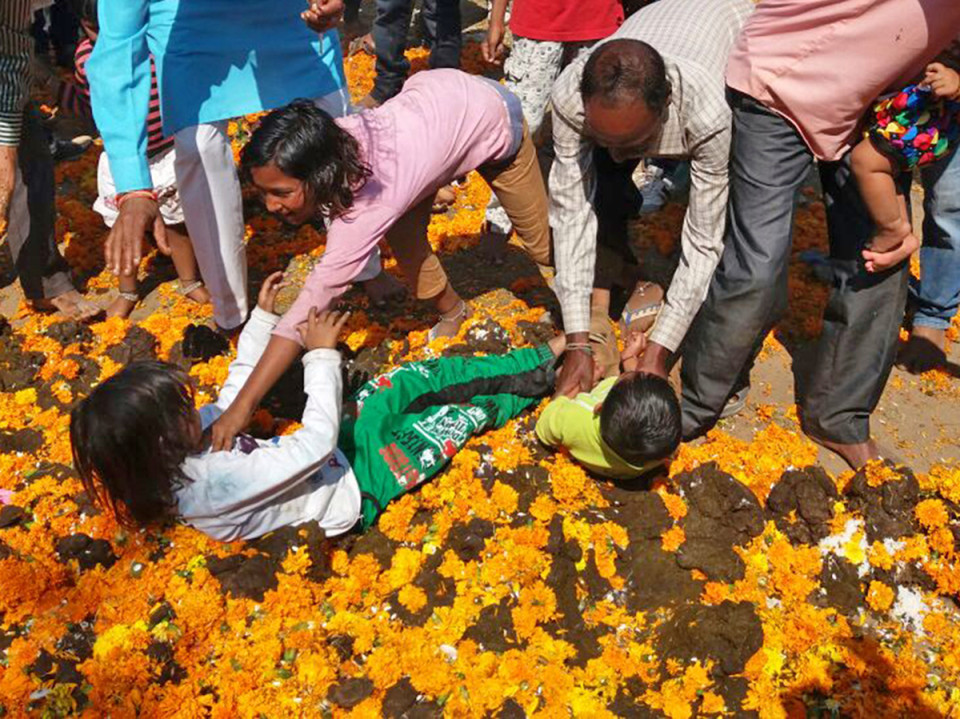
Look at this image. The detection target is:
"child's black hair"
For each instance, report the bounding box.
[599,372,681,465]
[580,39,671,114]
[240,99,371,219]
[70,361,197,527]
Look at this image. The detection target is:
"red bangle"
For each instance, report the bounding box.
[117,189,158,207]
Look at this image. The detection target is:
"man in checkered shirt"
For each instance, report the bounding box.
[548,0,753,397]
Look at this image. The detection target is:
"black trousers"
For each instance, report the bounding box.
[7,108,74,302]
[370,0,461,103]
[680,91,910,445]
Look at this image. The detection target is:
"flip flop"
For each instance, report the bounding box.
[618,281,665,338]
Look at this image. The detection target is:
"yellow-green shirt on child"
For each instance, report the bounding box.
[535,377,656,479]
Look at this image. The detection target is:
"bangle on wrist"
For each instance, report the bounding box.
[117,189,158,208]
[566,342,593,356]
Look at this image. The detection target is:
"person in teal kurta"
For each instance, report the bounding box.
[85,0,357,331]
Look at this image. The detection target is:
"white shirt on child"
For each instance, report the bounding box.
[175,308,362,542]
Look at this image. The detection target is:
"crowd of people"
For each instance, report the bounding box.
[2,0,959,542]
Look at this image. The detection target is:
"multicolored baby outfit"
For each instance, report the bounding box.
[868,84,960,169]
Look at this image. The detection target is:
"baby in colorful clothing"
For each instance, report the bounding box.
[853,55,960,273]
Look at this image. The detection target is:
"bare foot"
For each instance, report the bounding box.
[361,271,406,308]
[33,290,102,321]
[897,325,947,374]
[863,224,920,273]
[429,302,472,340]
[106,295,138,319]
[184,285,212,305]
[357,93,380,110]
[868,218,913,255]
[807,434,880,470]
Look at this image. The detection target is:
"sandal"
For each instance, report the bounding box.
[619,281,665,338]
[432,185,457,213]
[178,278,204,297]
[428,299,470,341]
[32,292,103,322]
[589,309,620,380]
[348,32,376,56]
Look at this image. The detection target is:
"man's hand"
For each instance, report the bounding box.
[555,335,596,398]
[0,146,17,233]
[633,341,670,379]
[106,195,167,276]
[302,0,344,32]
[257,271,289,314]
[925,62,960,100]
[481,20,506,64]
[298,307,351,350]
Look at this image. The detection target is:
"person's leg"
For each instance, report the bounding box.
[680,92,814,439]
[484,37,565,236]
[902,148,960,372]
[850,140,918,260]
[477,127,552,272]
[164,223,212,304]
[799,156,912,465]
[312,86,353,119]
[8,109,76,305]
[173,121,249,330]
[421,0,461,70]
[370,0,414,104]
[344,346,555,528]
[384,195,468,336]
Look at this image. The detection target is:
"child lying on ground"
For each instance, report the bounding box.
[70,274,559,541]
[853,58,960,273]
[536,327,681,479]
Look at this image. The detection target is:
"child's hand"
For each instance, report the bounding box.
[924,63,960,99]
[257,271,289,314]
[298,307,351,350]
[621,330,647,372]
[482,21,506,64]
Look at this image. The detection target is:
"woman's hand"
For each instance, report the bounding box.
[257,271,289,314]
[298,307,351,350]
[210,401,252,452]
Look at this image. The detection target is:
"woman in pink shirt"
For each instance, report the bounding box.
[211,69,553,451]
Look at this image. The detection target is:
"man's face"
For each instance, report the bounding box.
[584,97,664,163]
[249,163,316,226]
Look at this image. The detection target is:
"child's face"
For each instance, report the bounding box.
[249,163,315,226]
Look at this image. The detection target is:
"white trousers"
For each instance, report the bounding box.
[172,86,355,329]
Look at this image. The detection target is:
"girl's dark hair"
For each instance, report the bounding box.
[240,99,371,219]
[70,361,197,528]
[600,372,681,465]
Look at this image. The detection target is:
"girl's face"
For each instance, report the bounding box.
[250,163,315,225]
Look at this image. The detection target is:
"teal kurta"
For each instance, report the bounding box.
[87,0,346,192]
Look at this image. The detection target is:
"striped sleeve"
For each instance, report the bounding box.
[0,0,33,147]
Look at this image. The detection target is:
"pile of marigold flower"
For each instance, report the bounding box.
[2,45,960,719]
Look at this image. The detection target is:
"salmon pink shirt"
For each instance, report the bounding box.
[274,69,518,343]
[726,0,960,161]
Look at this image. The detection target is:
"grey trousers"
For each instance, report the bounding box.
[6,108,73,301]
[680,91,910,445]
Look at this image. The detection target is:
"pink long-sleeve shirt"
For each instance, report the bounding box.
[726,0,960,162]
[275,69,518,343]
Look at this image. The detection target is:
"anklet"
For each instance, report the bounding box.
[439,299,468,323]
[118,291,139,303]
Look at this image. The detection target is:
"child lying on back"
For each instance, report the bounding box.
[70,275,560,540]
[536,329,681,479]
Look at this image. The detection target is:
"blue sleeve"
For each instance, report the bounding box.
[86,0,153,192]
